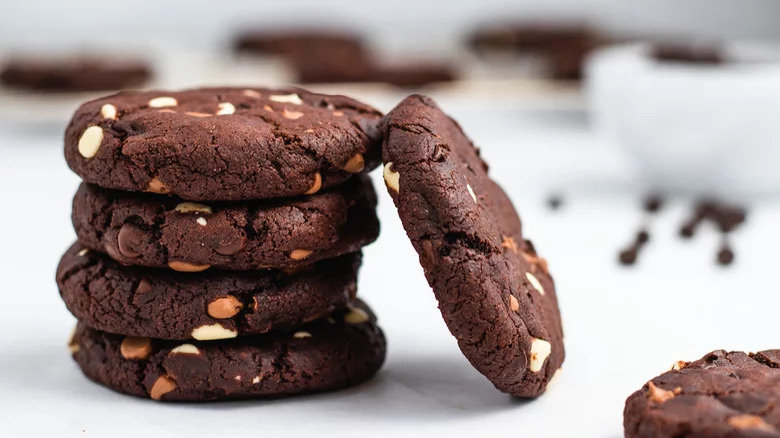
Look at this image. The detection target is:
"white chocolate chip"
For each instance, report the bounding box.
[67,327,80,354]
[467,184,477,203]
[344,308,370,324]
[526,272,545,296]
[100,104,117,120]
[185,111,211,118]
[290,249,313,260]
[233,375,242,382]
[292,331,312,339]
[282,108,304,120]
[243,89,262,98]
[196,217,207,226]
[191,324,238,341]
[728,415,775,432]
[529,338,552,372]
[646,382,680,403]
[77,126,103,158]
[509,295,519,312]
[671,360,689,371]
[270,93,303,105]
[383,162,400,193]
[252,376,262,384]
[148,96,178,108]
[217,102,235,115]
[174,202,212,214]
[170,344,200,355]
[77,248,89,257]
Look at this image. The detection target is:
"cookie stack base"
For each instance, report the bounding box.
[70,301,386,402]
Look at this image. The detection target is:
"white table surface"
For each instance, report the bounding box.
[1,85,778,438]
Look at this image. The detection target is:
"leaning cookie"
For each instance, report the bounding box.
[72,174,379,271]
[624,350,780,438]
[64,87,382,201]
[57,243,361,340]
[379,95,564,397]
[69,300,386,401]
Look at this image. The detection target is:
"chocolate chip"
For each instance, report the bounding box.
[643,195,664,214]
[619,247,638,265]
[215,235,246,256]
[710,205,747,233]
[547,195,563,211]
[679,222,697,238]
[117,223,145,258]
[717,245,734,266]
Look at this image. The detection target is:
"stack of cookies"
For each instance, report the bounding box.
[56,87,386,401]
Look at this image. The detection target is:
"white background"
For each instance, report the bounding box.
[1,2,780,436]
[1,86,778,437]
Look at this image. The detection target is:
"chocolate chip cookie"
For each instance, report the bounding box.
[69,300,385,401]
[64,87,382,201]
[379,95,564,397]
[624,350,780,437]
[57,243,362,340]
[1,56,151,92]
[71,174,378,271]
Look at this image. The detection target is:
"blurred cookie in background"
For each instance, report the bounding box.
[0,56,151,92]
[468,22,601,80]
[293,57,457,87]
[233,27,457,88]
[234,29,366,59]
[651,41,726,65]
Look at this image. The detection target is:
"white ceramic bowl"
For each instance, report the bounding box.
[586,43,780,198]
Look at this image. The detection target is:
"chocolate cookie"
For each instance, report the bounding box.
[292,57,457,88]
[234,30,366,59]
[624,350,780,438]
[69,300,386,401]
[468,23,599,79]
[652,42,725,65]
[57,243,361,340]
[1,56,151,92]
[64,87,382,201]
[379,95,564,397]
[71,174,379,271]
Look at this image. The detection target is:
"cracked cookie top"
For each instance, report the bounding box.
[64,87,382,201]
[624,350,780,438]
[379,94,564,397]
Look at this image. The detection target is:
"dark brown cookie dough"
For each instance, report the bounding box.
[0,56,151,92]
[69,300,386,401]
[57,243,362,340]
[624,350,780,438]
[379,95,564,397]
[71,174,379,271]
[64,87,382,201]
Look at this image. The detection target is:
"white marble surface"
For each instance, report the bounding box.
[0,83,778,438]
